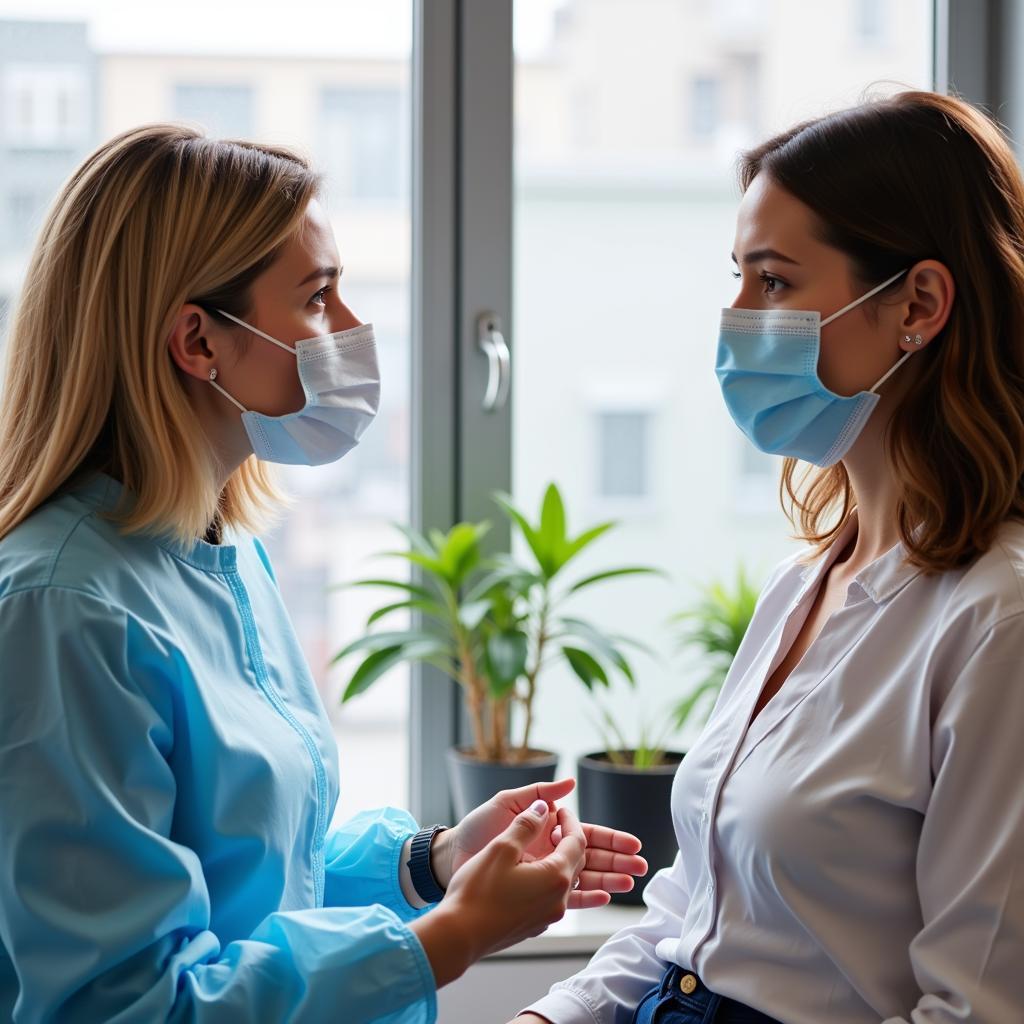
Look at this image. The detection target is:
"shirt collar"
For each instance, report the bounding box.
[63,470,239,573]
[799,511,923,606]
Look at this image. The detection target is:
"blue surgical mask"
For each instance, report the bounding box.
[207,311,381,466]
[715,269,910,467]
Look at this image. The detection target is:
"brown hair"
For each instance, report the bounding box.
[739,91,1024,572]
[0,123,322,545]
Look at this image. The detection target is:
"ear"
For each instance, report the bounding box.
[900,259,955,350]
[167,303,227,383]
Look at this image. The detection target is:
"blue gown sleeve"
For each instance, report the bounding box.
[0,587,437,1023]
[323,808,433,923]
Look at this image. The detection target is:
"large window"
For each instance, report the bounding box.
[0,1,413,823]
[512,0,934,781]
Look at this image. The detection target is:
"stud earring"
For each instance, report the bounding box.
[209,368,218,381]
[914,334,924,346]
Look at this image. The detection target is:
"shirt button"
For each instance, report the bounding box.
[706,881,714,895]
[679,973,698,995]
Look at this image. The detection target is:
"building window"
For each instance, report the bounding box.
[3,63,88,148]
[855,0,887,45]
[690,74,719,142]
[596,410,650,499]
[319,88,403,201]
[173,83,254,138]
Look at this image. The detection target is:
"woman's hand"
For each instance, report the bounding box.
[434,777,648,908]
[411,799,587,986]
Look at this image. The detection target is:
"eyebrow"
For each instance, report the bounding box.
[730,248,801,266]
[295,265,342,288]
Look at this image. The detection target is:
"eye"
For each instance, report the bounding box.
[310,285,332,307]
[758,270,786,294]
[731,269,741,279]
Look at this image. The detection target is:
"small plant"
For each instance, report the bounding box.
[331,483,661,763]
[592,701,677,770]
[670,565,760,733]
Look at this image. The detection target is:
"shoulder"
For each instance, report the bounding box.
[0,488,153,605]
[940,519,1024,636]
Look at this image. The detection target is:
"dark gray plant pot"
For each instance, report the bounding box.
[577,750,684,906]
[446,746,559,820]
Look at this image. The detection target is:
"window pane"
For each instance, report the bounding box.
[0,1,413,824]
[513,0,933,774]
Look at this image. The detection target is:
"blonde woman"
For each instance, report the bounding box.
[0,125,647,1022]
[518,91,1024,1024]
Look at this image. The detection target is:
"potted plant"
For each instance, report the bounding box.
[331,483,659,817]
[575,565,761,904]
[577,704,684,906]
[670,565,761,735]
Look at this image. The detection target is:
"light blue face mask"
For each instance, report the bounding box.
[207,311,381,467]
[715,269,911,467]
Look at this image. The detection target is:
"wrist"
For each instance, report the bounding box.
[410,898,481,987]
[430,826,456,890]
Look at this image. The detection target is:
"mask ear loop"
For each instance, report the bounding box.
[214,308,298,354]
[820,268,910,327]
[208,367,248,413]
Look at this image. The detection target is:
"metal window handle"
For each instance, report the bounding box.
[477,312,511,411]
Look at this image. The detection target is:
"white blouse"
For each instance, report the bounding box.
[525,514,1024,1023]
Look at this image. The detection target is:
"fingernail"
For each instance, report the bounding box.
[529,799,548,817]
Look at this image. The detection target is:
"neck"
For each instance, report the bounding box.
[834,379,909,573]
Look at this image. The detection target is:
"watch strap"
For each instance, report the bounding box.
[407,825,447,904]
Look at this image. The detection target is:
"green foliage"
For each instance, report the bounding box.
[592,702,677,770]
[329,482,664,761]
[670,565,761,732]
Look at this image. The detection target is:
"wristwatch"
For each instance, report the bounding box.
[406,824,448,904]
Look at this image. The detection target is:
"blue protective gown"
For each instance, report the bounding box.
[0,472,437,1022]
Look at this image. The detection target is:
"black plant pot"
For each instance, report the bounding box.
[577,750,684,906]
[446,746,560,820]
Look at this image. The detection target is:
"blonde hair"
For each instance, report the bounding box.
[0,123,322,546]
[739,92,1024,572]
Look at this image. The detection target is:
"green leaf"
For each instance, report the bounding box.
[556,616,637,685]
[342,640,449,701]
[328,578,435,600]
[457,598,493,632]
[439,521,490,586]
[539,483,567,572]
[392,522,436,557]
[463,561,542,603]
[492,491,551,578]
[485,629,529,695]
[671,676,725,730]
[330,629,450,665]
[366,598,447,628]
[567,566,661,594]
[379,549,449,579]
[562,520,616,565]
[562,645,610,690]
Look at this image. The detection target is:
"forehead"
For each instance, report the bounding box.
[733,174,819,254]
[277,199,339,268]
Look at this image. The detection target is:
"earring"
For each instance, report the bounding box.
[209,368,218,381]
[914,334,924,346]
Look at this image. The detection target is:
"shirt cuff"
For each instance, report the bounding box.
[521,985,604,1024]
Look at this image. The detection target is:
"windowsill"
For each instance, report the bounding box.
[486,904,647,960]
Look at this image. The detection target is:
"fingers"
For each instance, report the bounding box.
[498,777,575,814]
[581,848,648,877]
[580,822,643,855]
[567,888,611,910]
[576,868,636,893]
[495,799,551,860]
[550,806,587,871]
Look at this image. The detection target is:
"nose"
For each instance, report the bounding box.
[334,298,363,331]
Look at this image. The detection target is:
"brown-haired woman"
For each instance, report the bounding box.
[519,90,1024,1024]
[0,124,648,1022]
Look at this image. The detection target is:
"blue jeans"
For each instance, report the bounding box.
[630,964,782,1024]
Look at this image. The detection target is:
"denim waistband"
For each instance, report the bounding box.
[643,963,782,1024]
